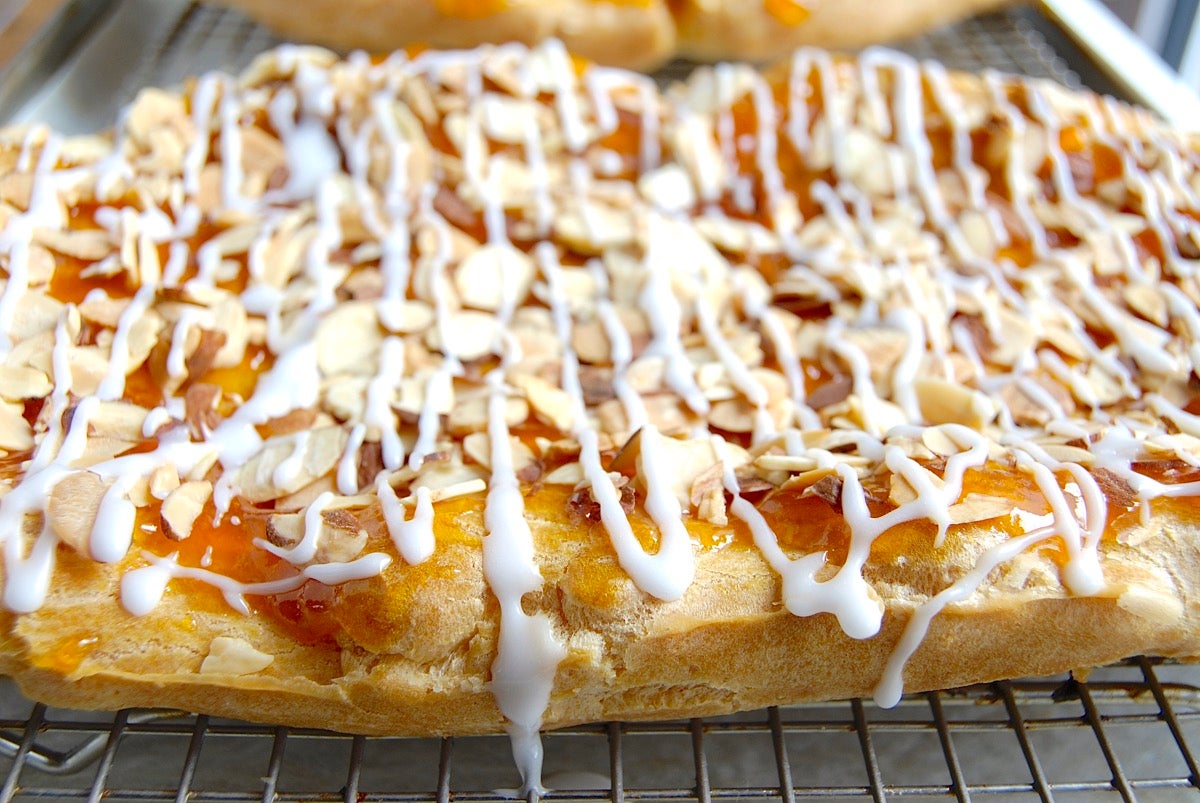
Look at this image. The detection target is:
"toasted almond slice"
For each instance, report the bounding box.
[755,454,819,473]
[455,243,535,312]
[235,427,347,502]
[947,493,1015,525]
[200,637,274,676]
[408,478,486,504]
[47,471,107,554]
[913,378,998,429]
[412,461,487,492]
[543,462,584,485]
[33,228,112,261]
[10,292,64,343]
[921,426,965,457]
[161,480,213,541]
[777,466,839,493]
[690,461,727,526]
[638,164,696,213]
[0,403,32,451]
[425,310,499,363]
[448,393,528,436]
[510,374,574,433]
[149,464,181,500]
[554,202,636,254]
[90,401,149,441]
[316,301,382,377]
[0,365,52,401]
[709,398,756,434]
[889,465,945,507]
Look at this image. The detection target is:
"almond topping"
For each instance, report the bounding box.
[47,471,108,554]
[200,637,274,676]
[160,480,213,541]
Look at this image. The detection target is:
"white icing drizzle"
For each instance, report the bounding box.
[695,297,775,444]
[366,336,407,472]
[338,423,367,495]
[377,477,435,565]
[257,490,333,565]
[640,215,710,415]
[482,368,566,792]
[873,525,1056,708]
[540,246,694,600]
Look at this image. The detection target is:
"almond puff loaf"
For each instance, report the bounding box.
[0,42,1197,772]
[207,0,1011,70]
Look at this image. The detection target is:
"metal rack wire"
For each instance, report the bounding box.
[0,658,1197,801]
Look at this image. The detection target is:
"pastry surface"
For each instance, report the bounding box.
[206,0,1012,69]
[0,41,1198,752]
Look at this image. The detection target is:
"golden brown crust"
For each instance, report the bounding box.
[9,506,1200,735]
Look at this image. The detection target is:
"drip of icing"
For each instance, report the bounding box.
[121,561,175,616]
[256,491,333,565]
[166,307,207,381]
[272,432,312,489]
[873,526,1056,708]
[89,475,138,563]
[540,246,695,600]
[365,336,407,472]
[640,215,710,415]
[376,477,435,565]
[338,423,367,495]
[1012,449,1105,596]
[694,298,775,444]
[482,368,566,792]
[137,549,390,615]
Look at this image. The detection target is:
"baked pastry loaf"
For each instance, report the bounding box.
[0,40,1199,787]
[206,0,1012,69]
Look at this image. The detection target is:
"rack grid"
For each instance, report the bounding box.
[1,658,1198,801]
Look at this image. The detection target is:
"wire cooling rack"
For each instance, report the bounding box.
[0,658,1197,801]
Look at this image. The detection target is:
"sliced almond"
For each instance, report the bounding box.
[0,365,51,401]
[161,480,213,541]
[33,228,112,261]
[542,462,584,485]
[149,464,181,500]
[689,461,727,525]
[47,471,107,554]
[234,427,347,502]
[425,310,498,363]
[316,301,382,377]
[638,164,696,213]
[553,201,636,254]
[90,401,149,441]
[455,243,534,312]
[0,403,32,451]
[199,637,274,676]
[913,378,998,429]
[889,465,945,507]
[510,373,574,433]
[947,493,1015,525]
[447,393,528,436]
